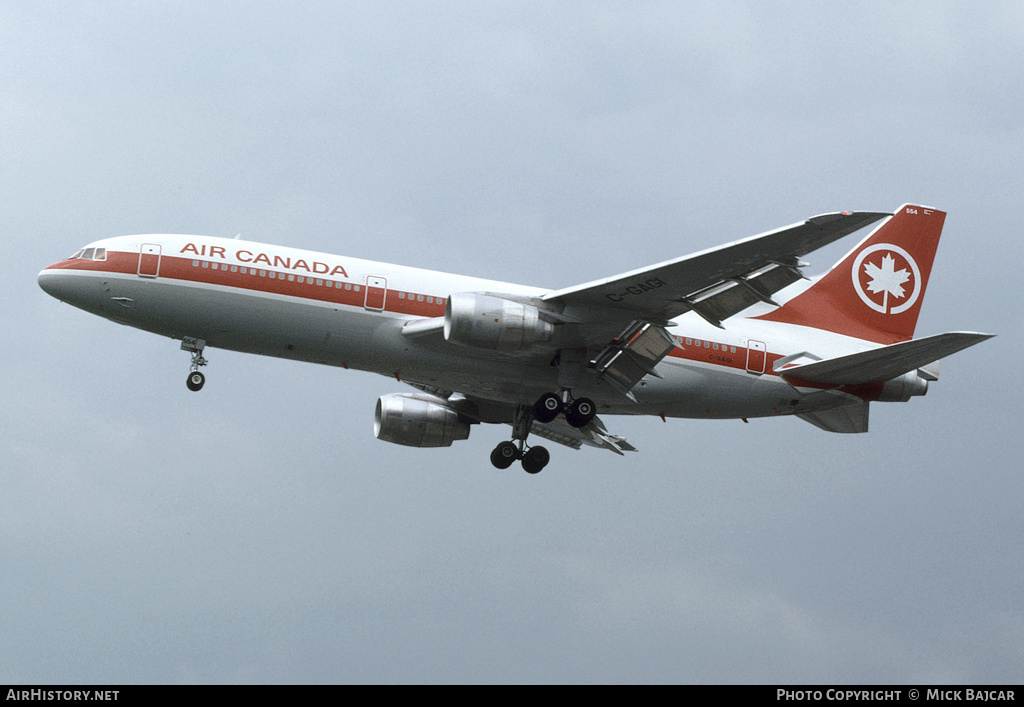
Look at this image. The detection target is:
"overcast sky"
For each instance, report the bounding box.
[3,1,1022,684]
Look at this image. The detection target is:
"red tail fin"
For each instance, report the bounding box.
[756,205,945,343]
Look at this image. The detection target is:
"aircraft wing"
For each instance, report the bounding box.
[542,211,889,326]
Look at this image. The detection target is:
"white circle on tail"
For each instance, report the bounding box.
[851,243,921,314]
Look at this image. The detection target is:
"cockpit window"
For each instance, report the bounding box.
[69,247,107,261]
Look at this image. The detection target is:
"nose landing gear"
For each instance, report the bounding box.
[186,370,206,392]
[181,337,208,391]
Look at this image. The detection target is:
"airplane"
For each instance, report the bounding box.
[38,204,992,473]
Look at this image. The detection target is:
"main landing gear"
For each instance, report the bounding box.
[490,440,551,474]
[181,337,208,392]
[490,402,550,473]
[531,391,597,428]
[489,392,598,474]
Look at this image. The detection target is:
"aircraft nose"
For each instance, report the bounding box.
[38,268,78,302]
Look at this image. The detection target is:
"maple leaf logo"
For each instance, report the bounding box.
[851,243,922,315]
[864,253,912,310]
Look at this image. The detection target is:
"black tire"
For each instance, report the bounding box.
[565,397,596,428]
[532,392,563,423]
[186,371,205,392]
[521,446,550,474]
[490,441,519,469]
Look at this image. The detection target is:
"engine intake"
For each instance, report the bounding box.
[444,293,554,352]
[374,394,471,448]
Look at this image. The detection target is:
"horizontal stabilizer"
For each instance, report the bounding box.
[798,401,870,433]
[780,332,994,385]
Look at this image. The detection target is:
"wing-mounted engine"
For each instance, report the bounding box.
[374,393,472,448]
[444,293,554,352]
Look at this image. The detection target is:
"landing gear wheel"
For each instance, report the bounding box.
[490,441,520,469]
[565,397,596,428]
[186,371,205,392]
[521,446,550,474]
[532,392,563,423]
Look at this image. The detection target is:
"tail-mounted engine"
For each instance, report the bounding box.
[444,293,554,352]
[877,370,929,402]
[374,394,472,448]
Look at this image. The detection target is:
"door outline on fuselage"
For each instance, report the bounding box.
[746,340,767,374]
[138,244,162,278]
[364,276,387,311]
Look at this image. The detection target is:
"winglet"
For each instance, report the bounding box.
[757,205,945,343]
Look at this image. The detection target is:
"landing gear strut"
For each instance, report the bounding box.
[181,337,208,392]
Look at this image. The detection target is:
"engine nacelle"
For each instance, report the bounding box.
[877,370,929,402]
[374,394,471,448]
[444,292,554,352]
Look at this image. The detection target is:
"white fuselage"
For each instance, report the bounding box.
[38,234,884,424]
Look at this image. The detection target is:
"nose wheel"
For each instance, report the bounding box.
[181,337,208,392]
[186,370,206,391]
